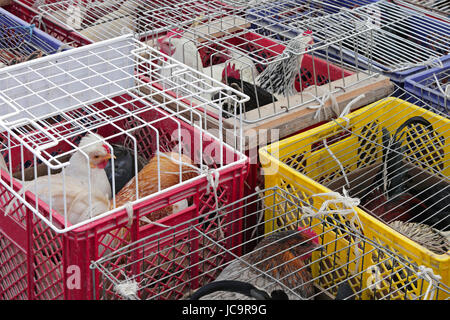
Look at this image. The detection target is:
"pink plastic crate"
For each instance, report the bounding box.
[0,94,248,300]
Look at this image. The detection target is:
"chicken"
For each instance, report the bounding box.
[4,133,113,225]
[157,29,204,72]
[389,221,450,255]
[189,279,355,300]
[197,227,321,300]
[156,29,257,84]
[408,183,450,231]
[212,63,277,117]
[256,30,314,97]
[189,280,289,300]
[104,143,148,195]
[360,117,437,225]
[113,151,198,222]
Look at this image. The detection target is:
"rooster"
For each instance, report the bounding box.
[196,227,321,300]
[189,280,289,300]
[4,133,113,225]
[212,63,277,117]
[190,278,355,300]
[361,117,435,224]
[113,151,198,223]
[256,30,314,97]
[104,143,148,195]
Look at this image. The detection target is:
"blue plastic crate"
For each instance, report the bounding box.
[0,7,67,67]
[404,55,450,114]
[246,0,381,41]
[246,0,450,85]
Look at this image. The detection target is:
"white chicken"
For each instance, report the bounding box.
[155,29,258,84]
[4,133,114,225]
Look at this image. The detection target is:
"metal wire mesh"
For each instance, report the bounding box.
[90,186,449,300]
[266,86,449,233]
[32,0,386,124]
[0,34,248,233]
[0,7,65,67]
[393,0,450,17]
[405,56,450,114]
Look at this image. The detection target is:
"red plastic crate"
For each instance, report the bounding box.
[0,97,248,300]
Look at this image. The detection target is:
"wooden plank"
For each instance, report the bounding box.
[237,74,394,149]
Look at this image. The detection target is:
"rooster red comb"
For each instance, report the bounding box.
[297,226,319,244]
[302,30,313,36]
[222,63,241,82]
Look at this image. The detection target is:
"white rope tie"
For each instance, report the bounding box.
[301,188,363,273]
[125,201,169,228]
[417,266,442,300]
[30,14,47,34]
[322,139,350,189]
[338,94,366,127]
[114,271,142,300]
[306,92,339,121]
[201,165,225,239]
[433,73,450,99]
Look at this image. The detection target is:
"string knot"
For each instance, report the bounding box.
[417,265,442,300]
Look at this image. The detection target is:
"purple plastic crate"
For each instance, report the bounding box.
[404,54,450,114]
[0,6,67,67]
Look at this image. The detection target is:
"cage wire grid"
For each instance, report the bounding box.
[392,0,450,18]
[89,186,449,300]
[30,0,392,124]
[0,34,248,234]
[262,85,450,232]
[404,56,450,113]
[0,7,66,67]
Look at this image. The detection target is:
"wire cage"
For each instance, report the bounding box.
[90,187,449,300]
[404,54,450,114]
[0,34,249,299]
[391,0,450,18]
[259,86,450,293]
[246,0,449,85]
[30,0,391,127]
[4,0,92,48]
[0,6,68,68]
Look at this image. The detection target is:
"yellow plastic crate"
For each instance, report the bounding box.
[259,96,449,299]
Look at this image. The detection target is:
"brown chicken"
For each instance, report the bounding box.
[196,227,321,300]
[113,151,198,223]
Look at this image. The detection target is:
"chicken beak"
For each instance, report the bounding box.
[102,154,116,161]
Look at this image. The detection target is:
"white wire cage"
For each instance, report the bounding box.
[31,0,391,126]
[90,186,449,300]
[258,85,450,294]
[0,34,249,234]
[268,0,449,81]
